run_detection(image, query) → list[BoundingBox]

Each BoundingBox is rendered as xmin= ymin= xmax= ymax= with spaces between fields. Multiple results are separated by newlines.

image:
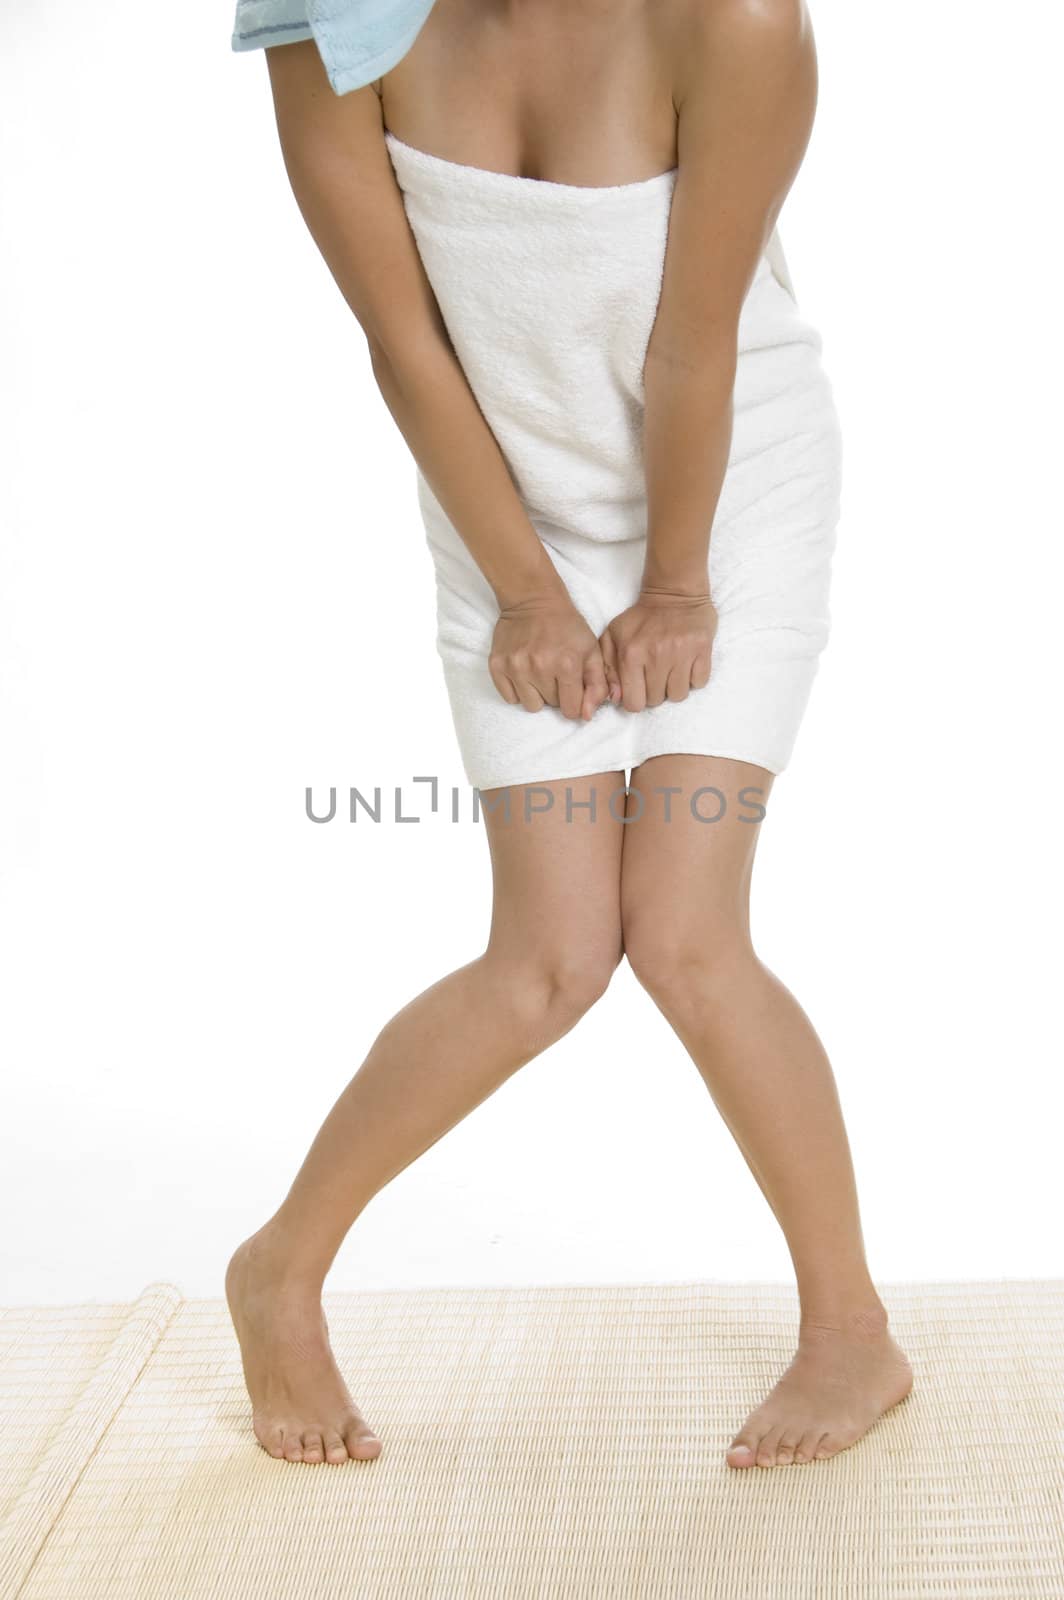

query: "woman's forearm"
xmin=641 ymin=346 xmax=738 ymax=595
xmin=272 ymin=98 xmax=569 ymax=617
xmin=370 ymin=339 xmax=569 ymax=612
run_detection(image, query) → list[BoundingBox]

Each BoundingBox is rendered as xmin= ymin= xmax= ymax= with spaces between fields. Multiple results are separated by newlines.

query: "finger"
xmin=490 ymin=661 xmax=520 ymax=705
xmin=513 ymin=675 xmax=548 ymax=713
xmin=665 ymin=661 xmax=692 ymax=703
xmin=690 ymin=650 xmax=712 ymax=690
xmin=599 ymin=629 xmax=623 ymax=705
xmin=558 ymin=668 xmax=585 ymax=721
xmin=619 ymin=652 xmax=648 ymax=713
xmin=530 ymin=671 xmax=560 ymax=709
xmin=644 ymin=650 xmax=671 ymax=709
xmin=580 ymin=651 xmax=609 ymax=720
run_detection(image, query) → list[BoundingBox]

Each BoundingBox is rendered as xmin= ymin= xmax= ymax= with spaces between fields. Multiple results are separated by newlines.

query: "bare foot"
xmin=225 ymin=1228 xmax=382 ymax=1464
xmin=726 ymin=1303 xmax=913 ymax=1468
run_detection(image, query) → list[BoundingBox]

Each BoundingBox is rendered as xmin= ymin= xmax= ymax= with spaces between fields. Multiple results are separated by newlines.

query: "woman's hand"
xmin=599 ymin=587 xmax=717 ymax=711
xmin=490 ymin=594 xmax=613 ymax=720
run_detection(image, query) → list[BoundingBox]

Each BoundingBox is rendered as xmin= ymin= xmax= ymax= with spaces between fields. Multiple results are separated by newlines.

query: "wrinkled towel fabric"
xmin=385 ymin=132 xmax=844 ymax=791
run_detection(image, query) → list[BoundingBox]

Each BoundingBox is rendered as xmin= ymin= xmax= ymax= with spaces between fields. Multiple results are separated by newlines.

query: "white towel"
xmin=385 ymin=132 xmax=843 ymax=789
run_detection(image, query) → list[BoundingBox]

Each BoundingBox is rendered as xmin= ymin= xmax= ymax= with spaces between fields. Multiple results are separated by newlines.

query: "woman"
xmin=226 ymin=0 xmax=914 ymax=1470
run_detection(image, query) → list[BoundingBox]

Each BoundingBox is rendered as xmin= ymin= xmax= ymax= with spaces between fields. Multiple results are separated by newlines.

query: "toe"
xmin=815 ymin=1431 xmax=854 ymax=1461
xmin=726 ymin=1432 xmax=759 ymax=1469
xmin=775 ymin=1433 xmax=801 ymax=1466
xmin=302 ymin=1431 xmax=325 ymax=1463
xmin=344 ymin=1421 xmax=382 ymax=1461
xmin=793 ymin=1428 xmax=824 ymax=1465
xmin=755 ymin=1426 xmax=786 ymax=1468
xmin=282 ymin=1431 xmax=304 ymax=1463
xmin=323 ymin=1431 xmax=348 ymax=1464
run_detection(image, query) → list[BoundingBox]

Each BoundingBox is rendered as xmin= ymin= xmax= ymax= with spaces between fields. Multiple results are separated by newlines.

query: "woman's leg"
xmin=226 ymin=770 xmax=626 ymax=1464
xmin=620 ymin=753 xmax=913 ymax=1469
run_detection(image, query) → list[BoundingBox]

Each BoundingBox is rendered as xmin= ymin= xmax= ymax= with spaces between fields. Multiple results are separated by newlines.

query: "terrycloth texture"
xmin=230 ymin=0 xmax=436 ymax=96
xmin=2 ymin=1279 xmax=1063 ymax=1598
xmin=385 ymin=131 xmax=843 ymax=790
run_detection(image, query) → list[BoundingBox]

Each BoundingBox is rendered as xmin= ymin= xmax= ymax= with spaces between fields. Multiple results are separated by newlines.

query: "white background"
xmin=3 ymin=0 xmax=1061 ymax=1306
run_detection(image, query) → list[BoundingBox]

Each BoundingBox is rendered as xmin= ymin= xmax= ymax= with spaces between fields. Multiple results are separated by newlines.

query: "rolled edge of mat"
xmin=0 ymin=1281 xmax=184 ymax=1600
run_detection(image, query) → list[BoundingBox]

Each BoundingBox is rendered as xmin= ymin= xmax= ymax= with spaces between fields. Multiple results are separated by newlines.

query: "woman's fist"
xmin=490 ymin=594 xmax=614 ymax=720
xmin=599 ymin=588 xmax=717 ymax=712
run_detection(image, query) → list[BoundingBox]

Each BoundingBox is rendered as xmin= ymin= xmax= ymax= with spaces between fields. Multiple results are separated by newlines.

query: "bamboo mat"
xmin=0 ymin=1279 xmax=1061 ymax=1599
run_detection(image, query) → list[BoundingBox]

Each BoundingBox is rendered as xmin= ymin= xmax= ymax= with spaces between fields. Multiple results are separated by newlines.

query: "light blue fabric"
xmin=231 ymin=0 xmax=437 ymax=96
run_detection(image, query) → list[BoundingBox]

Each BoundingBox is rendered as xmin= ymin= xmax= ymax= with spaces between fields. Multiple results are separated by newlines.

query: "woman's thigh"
xmin=619 ymin=754 xmax=776 ymax=984
xmin=479 ymin=769 xmax=628 ymax=982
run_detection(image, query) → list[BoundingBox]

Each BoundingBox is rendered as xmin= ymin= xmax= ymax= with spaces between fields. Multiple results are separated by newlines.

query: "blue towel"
xmin=231 ymin=0 xmax=436 ymax=96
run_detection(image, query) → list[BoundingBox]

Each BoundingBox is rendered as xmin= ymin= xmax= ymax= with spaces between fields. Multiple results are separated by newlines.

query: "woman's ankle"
xmin=795 ymin=1266 xmax=887 ymax=1334
xmin=243 ymin=1216 xmax=329 ymax=1295
xmin=798 ymin=1292 xmax=889 ymax=1338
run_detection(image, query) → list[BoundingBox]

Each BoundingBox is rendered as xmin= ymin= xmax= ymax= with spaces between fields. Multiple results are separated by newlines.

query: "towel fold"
xmin=230 ymin=0 xmax=436 ymax=96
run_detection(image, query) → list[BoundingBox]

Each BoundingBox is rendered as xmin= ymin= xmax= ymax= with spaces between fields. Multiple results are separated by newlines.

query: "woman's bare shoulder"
xmin=659 ymin=0 xmax=810 ymax=111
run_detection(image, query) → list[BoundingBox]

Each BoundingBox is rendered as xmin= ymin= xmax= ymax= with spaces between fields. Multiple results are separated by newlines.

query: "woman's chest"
xmin=374 ymin=0 xmax=687 ymax=187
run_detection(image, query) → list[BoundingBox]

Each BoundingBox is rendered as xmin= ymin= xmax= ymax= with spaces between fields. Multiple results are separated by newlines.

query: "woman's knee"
xmin=485 ymin=932 xmax=623 ymax=1033
xmin=622 ymin=904 xmax=752 ymax=1014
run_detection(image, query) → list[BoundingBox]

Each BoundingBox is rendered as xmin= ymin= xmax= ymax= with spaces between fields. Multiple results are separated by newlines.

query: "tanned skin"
xmin=227 ymin=0 xmax=913 ymax=1471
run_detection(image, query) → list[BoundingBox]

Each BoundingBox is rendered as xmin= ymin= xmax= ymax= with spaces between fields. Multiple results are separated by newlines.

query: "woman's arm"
xmin=599 ymin=0 xmax=818 ymax=712
xmin=264 ymin=43 xmax=609 ymax=718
